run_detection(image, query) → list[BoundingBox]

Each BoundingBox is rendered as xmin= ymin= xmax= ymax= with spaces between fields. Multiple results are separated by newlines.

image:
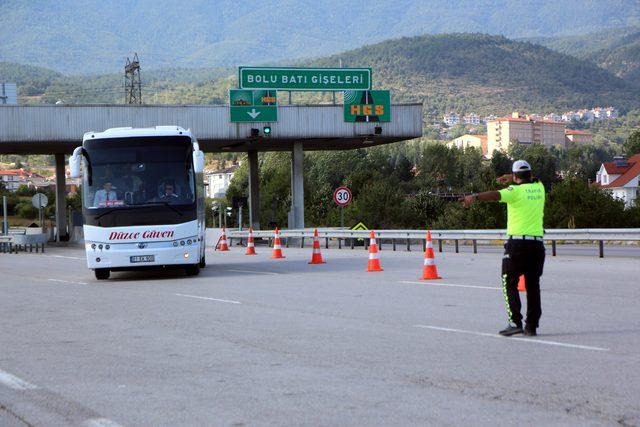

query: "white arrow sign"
xmin=247 ymin=108 xmax=261 ymax=119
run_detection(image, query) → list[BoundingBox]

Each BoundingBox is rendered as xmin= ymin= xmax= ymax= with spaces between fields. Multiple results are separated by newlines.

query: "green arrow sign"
xmin=344 ymin=90 xmax=391 ymax=122
xmin=229 ymin=89 xmax=278 ymax=122
xmin=239 ymin=67 xmax=372 ymax=91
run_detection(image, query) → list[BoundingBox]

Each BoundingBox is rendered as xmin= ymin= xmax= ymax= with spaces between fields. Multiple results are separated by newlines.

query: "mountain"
xmin=525 ymin=27 xmax=640 ymax=83
xmin=9 ymin=33 xmax=639 ymax=118
xmin=1 ymin=0 xmax=639 ymax=74
xmin=308 ymin=34 xmax=640 ymax=115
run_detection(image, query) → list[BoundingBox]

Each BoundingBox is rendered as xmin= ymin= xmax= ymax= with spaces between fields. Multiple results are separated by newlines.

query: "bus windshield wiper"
xmin=94 ymin=202 xmax=184 ymax=220
xmin=128 ymin=202 xmax=184 ymax=216
xmin=94 ymin=206 xmax=138 ymax=220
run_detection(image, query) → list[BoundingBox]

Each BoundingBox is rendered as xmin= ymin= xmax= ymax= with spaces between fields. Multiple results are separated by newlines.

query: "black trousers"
xmin=501 ymin=239 xmax=545 ymax=328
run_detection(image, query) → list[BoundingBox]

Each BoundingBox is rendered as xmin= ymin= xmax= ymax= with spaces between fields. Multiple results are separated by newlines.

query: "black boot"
xmin=499 ymin=323 xmax=523 ymax=336
xmin=523 ymin=325 xmax=537 ymax=336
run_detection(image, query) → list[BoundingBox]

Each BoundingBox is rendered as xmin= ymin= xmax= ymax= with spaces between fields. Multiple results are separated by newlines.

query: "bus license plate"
xmin=130 ymin=255 xmax=155 ymax=263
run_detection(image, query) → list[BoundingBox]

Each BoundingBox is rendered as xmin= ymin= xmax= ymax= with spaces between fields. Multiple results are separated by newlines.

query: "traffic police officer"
xmin=461 ymin=160 xmax=545 ymax=337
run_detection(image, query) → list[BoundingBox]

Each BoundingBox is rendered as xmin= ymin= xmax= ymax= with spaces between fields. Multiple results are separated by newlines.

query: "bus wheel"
xmin=185 ymin=264 xmax=200 ymax=276
xmin=199 ymin=253 xmax=206 ymax=268
xmin=95 ymin=268 xmax=110 ymax=280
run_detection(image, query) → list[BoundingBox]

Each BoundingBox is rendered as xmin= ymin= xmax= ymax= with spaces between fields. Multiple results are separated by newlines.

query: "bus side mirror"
xmin=193 ymin=150 xmax=205 ymax=173
xmin=69 ymin=147 xmax=82 ymax=178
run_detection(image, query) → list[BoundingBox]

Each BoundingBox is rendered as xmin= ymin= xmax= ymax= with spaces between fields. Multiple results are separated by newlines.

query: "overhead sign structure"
xmin=239 ymin=67 xmax=372 ymax=91
xmin=229 ymin=89 xmax=278 ymax=122
xmin=333 ymin=186 xmax=352 ymax=207
xmin=344 ymin=90 xmax=391 ymax=122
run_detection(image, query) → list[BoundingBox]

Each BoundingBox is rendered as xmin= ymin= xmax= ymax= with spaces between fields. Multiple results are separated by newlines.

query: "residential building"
xmin=0 ymin=169 xmax=43 ymax=191
xmin=483 ymin=114 xmax=497 ymax=123
xmin=565 ymin=129 xmax=594 ymax=145
xmin=206 ymin=165 xmax=238 ymax=199
xmin=605 ymin=107 xmax=618 ymax=119
xmin=463 ymin=113 xmax=480 ymax=126
xmin=486 ymin=112 xmax=566 ymax=157
xmin=560 ymin=107 xmax=618 ymax=123
xmin=562 ymin=111 xmax=579 ymax=122
xmin=592 ymin=107 xmax=607 ymax=120
xmin=543 ymin=113 xmax=562 ymax=122
xmin=442 ymin=112 xmax=460 ymax=127
xmin=447 ymin=134 xmax=488 ymax=155
xmin=595 ymin=155 xmax=640 ymax=208
xmin=577 ymin=109 xmax=595 ymax=122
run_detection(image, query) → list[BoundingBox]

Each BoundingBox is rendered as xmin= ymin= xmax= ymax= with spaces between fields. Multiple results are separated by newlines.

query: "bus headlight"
xmin=184 ymin=253 xmax=190 ymax=259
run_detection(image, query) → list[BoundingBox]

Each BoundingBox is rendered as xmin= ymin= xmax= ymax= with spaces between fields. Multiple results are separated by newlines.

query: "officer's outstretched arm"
xmin=460 ymin=191 xmax=500 ymax=208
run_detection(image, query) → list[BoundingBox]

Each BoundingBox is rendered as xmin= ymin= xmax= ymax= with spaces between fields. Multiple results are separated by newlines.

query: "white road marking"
xmin=175 ymin=293 xmax=241 ymax=304
xmin=0 ymin=369 xmax=39 ymax=390
xmin=223 ymin=269 xmax=281 ymax=275
xmin=400 ymin=281 xmax=499 ymax=290
xmin=41 ymin=254 xmax=85 ymax=260
xmin=414 ymin=325 xmax=609 ymax=352
xmin=83 ymin=418 xmax=124 ymax=427
xmin=48 ymin=278 xmax=88 ymax=285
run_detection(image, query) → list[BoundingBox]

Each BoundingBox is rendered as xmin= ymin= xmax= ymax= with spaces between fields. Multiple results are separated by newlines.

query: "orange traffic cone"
xmin=217 ymin=227 xmax=229 ymax=251
xmin=518 ymin=275 xmax=526 ymax=292
xmin=271 ymin=227 xmax=285 ymax=259
xmin=367 ymin=230 xmax=383 ymax=272
xmin=421 ymin=230 xmax=442 ymax=280
xmin=245 ymin=227 xmax=256 ymax=255
xmin=309 ymin=228 xmax=326 ymax=264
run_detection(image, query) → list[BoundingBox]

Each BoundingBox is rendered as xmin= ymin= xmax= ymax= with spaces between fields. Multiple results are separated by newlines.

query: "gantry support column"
xmin=54 ymin=153 xmax=69 ymax=241
xmin=288 ymin=142 xmax=305 ymax=229
xmin=247 ymin=150 xmax=261 ymax=230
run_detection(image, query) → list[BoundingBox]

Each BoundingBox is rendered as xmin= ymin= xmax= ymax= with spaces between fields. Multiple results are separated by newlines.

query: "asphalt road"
xmin=1 ymin=245 xmax=639 ymax=426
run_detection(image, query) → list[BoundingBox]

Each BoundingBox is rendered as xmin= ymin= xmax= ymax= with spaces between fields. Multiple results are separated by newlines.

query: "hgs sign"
xmin=344 ymin=90 xmax=391 ymax=122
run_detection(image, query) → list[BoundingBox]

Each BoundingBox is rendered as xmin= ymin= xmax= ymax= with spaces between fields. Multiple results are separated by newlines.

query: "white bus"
xmin=69 ymin=126 xmax=206 ymax=280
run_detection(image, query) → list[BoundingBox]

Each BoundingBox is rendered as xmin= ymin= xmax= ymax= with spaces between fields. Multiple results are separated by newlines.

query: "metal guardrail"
xmin=0 ymin=233 xmax=47 ymax=254
xmin=228 ymin=228 xmax=640 ymax=258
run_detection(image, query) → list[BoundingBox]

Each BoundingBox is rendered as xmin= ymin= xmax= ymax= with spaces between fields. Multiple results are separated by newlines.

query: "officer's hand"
xmin=460 ymin=195 xmax=474 ymax=209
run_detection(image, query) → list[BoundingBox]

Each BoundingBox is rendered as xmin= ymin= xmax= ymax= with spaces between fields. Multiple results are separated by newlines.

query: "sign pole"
xmin=2 ymin=195 xmax=7 ymax=235
xmin=238 ymin=204 xmax=243 ymax=231
xmin=333 ymin=186 xmax=352 ymax=229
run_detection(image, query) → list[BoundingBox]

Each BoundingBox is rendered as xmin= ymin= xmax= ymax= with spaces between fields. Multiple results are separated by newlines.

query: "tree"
xmin=490 ymin=150 xmax=512 ymax=177
xmin=509 ymin=143 xmax=558 ymax=188
xmin=545 ymin=179 xmax=631 ymax=228
xmin=623 ymin=130 xmax=640 ymax=156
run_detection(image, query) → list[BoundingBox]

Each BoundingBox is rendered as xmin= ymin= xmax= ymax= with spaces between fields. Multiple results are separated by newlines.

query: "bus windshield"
xmin=83 ymin=137 xmax=195 ymax=210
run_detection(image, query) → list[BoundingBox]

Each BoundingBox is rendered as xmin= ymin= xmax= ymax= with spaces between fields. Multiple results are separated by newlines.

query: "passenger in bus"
xmin=93 ymin=182 xmax=117 ymax=207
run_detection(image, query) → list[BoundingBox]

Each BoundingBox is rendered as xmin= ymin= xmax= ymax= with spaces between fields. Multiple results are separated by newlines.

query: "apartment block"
xmin=486 ymin=112 xmax=566 ymax=157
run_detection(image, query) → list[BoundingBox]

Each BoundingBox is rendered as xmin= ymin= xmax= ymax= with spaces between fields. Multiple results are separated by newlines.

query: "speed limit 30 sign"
xmin=333 ymin=186 xmax=352 ymax=206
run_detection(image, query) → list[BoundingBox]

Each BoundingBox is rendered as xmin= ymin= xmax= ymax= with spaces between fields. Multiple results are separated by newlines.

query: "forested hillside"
xmin=5 ymin=34 xmax=639 ymax=117
xmin=526 ymin=27 xmax=640 ymax=84
xmin=309 ymin=34 xmax=640 ymax=115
